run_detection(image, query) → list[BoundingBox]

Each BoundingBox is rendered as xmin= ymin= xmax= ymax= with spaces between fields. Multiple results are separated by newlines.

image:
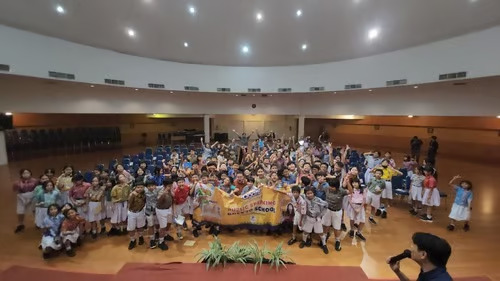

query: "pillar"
xmin=203 ymin=114 xmax=210 ymax=143
xmin=298 ymin=115 xmax=305 ymax=139
xmin=0 ymin=131 xmax=7 ymax=165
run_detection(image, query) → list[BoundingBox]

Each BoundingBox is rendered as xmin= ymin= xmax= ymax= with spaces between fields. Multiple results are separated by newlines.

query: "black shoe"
xmin=381 ymin=211 xmax=387 ymax=219
xmin=38 ymin=245 xmax=42 ymax=250
xmin=266 ymin=230 xmax=272 ymax=236
xmin=447 ymin=224 xmax=455 ymax=231
xmin=66 ymin=248 xmax=76 ymax=257
xmin=107 ymin=228 xmax=118 ymax=236
xmin=138 ymin=236 xmax=145 ymax=245
xmin=42 ymin=252 xmax=51 ymax=260
xmin=464 ymin=224 xmax=470 ymax=232
xmin=420 ymin=216 xmax=433 ymax=223
xmin=213 ymin=229 xmax=220 ymax=236
xmin=149 ymin=239 xmax=157 ymax=249
xmin=356 ymin=232 xmax=366 ymax=241
xmin=305 ymin=237 xmax=312 ymax=247
xmin=208 ymin=226 xmax=215 ymax=235
xmin=183 ymin=222 xmax=188 ymax=230
xmin=321 ymin=244 xmax=329 ymax=254
xmin=165 ymin=234 xmax=174 ymax=241
xmin=91 ymin=232 xmax=97 ymax=239
xmin=299 ymin=241 xmax=306 ymax=249
xmin=76 ymin=237 xmax=82 ymax=247
xmin=121 ymin=229 xmax=128 ymax=235
xmin=349 ymin=230 xmax=355 ymax=238
xmin=369 ymin=217 xmax=377 ymax=225
xmin=154 ymin=232 xmax=159 ymax=240
xmin=128 ymin=240 xmax=137 ymax=250
xmin=193 ymin=229 xmax=199 ymax=238
xmin=375 ymin=209 xmax=382 ymax=216
xmin=14 ymin=225 xmax=25 ymax=234
xmin=158 ymin=241 xmax=168 ymax=251
xmin=409 ymin=209 xmax=418 ymax=216
xmin=353 ymin=223 xmax=359 ymax=229
xmin=335 ymin=240 xmax=342 ymax=251
xmin=287 ymin=238 xmax=297 ymax=245
xmin=100 ymin=226 xmax=107 ymax=235
xmin=341 ymin=223 xmax=347 ymax=232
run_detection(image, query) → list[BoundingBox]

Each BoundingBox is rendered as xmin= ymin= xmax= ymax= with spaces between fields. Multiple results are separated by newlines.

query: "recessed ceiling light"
xmin=56 ymin=5 xmax=65 ymax=14
xmin=90 ymin=85 xmax=95 ymax=88
xmin=369 ymin=89 xmax=373 ymax=92
xmin=252 ymin=94 xmax=256 ymax=97
xmin=414 ymin=85 xmax=419 ymax=89
xmin=368 ymin=28 xmax=379 ymax=40
xmin=184 ymin=42 xmax=189 ymax=47
xmin=170 ymin=91 xmax=174 ymax=94
xmin=5 ymin=112 xmax=12 ymax=116
xmin=188 ymin=6 xmax=196 ymax=14
xmin=301 ymin=44 xmax=308 ymax=51
xmin=497 ymin=115 xmax=500 ymax=119
xmin=269 ymin=94 xmax=273 ymax=97
xmin=126 ymin=28 xmax=136 ymax=37
xmin=135 ymin=88 xmax=139 ymax=91
xmin=256 ymin=12 xmax=263 ymax=22
xmin=333 ymin=92 xmax=337 ymax=94
xmin=241 ymin=45 xmax=250 ymax=54
xmin=408 ymin=115 xmax=414 ymax=118
xmin=235 ymin=94 xmax=239 ymax=97
xmin=296 ymin=10 xmax=302 ymax=17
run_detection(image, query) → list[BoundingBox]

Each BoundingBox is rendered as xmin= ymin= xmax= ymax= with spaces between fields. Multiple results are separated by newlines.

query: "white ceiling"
xmin=0 ymin=0 xmax=500 ymax=66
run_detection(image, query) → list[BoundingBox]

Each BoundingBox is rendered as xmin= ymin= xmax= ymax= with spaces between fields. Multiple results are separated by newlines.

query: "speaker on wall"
xmin=0 ymin=114 xmax=13 ymax=130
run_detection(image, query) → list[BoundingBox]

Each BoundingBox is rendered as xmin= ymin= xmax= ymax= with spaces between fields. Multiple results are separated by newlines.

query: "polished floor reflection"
xmin=0 ymin=147 xmax=498 ymax=280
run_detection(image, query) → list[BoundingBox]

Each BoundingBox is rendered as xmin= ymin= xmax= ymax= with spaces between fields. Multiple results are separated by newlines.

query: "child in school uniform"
xmin=109 ymin=174 xmax=130 ymax=235
xmin=173 ymin=177 xmax=191 ymax=240
xmin=85 ymin=176 xmax=105 ymax=239
xmin=299 ymin=187 xmax=328 ymax=254
xmin=373 ymin=159 xmax=403 ymax=219
xmin=347 ymin=178 xmax=366 ymax=241
xmin=101 ymin=174 xmax=114 ymax=234
xmin=34 ymin=181 xmax=60 ymax=229
xmin=127 ymin=179 xmax=146 ymax=250
xmin=60 ymin=206 xmax=85 ymax=257
xmin=323 ymin=178 xmax=350 ymax=252
xmin=365 ymin=169 xmax=386 ymax=225
xmin=420 ymin=167 xmax=440 ymax=223
xmin=69 ymin=174 xmax=90 ymax=223
xmin=156 ymin=178 xmax=174 ymax=250
xmin=13 ymin=169 xmax=39 ymax=233
xmin=33 ymin=174 xmax=50 ymax=225
xmin=409 ymin=166 xmax=425 ymax=216
xmin=286 ymin=185 xmax=307 ymax=245
xmin=447 ymin=175 xmax=473 ymax=231
xmin=145 ymin=179 xmax=162 ymax=249
xmin=40 ymin=204 xmax=64 ymax=259
xmin=56 ymin=165 xmax=75 ymax=206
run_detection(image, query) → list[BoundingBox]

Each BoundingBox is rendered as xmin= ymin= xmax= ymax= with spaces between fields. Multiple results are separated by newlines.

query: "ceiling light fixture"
xmin=408 ymin=115 xmax=414 ymax=118
xmin=188 ymin=6 xmax=196 ymax=14
xmin=135 ymin=88 xmax=139 ymax=91
xmin=170 ymin=91 xmax=174 ymax=94
xmin=126 ymin=28 xmax=136 ymax=37
xmin=368 ymin=28 xmax=379 ymax=40
xmin=235 ymin=94 xmax=239 ymax=97
xmin=184 ymin=42 xmax=189 ymax=47
xmin=369 ymin=89 xmax=373 ymax=92
xmin=56 ymin=5 xmax=65 ymax=14
xmin=414 ymin=85 xmax=419 ymax=89
xmin=90 ymin=85 xmax=95 ymax=88
xmin=5 ymin=112 xmax=12 ymax=116
xmin=301 ymin=44 xmax=308 ymax=51
xmin=497 ymin=115 xmax=500 ymax=119
xmin=256 ymin=12 xmax=263 ymax=22
xmin=296 ymin=10 xmax=302 ymax=17
xmin=242 ymin=45 xmax=250 ymax=54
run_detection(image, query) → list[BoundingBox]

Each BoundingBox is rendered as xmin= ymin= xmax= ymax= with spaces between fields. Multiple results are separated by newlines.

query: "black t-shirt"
xmin=417 ymin=267 xmax=452 ymax=281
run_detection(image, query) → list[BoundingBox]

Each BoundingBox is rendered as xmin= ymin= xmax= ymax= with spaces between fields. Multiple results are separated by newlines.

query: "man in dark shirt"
xmin=387 ymin=232 xmax=452 ymax=281
xmin=410 ymin=136 xmax=423 ymax=163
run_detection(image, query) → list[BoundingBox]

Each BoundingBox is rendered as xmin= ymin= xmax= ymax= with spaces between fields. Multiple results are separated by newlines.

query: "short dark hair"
xmin=146 ymin=179 xmax=156 ymax=186
xmin=335 ymin=162 xmax=344 ymax=168
xmin=412 ymin=232 xmax=451 ymax=268
xmin=374 ymin=169 xmax=383 ymax=174
xmin=460 ymin=180 xmax=473 ymax=190
xmin=162 ymin=178 xmax=173 ymax=186
xmin=246 ymin=176 xmax=255 ymax=183
xmin=291 ymin=185 xmax=301 ymax=193
xmin=301 ymin=176 xmax=311 ymax=186
xmin=328 ymin=178 xmax=340 ymax=188
xmin=72 ymin=173 xmax=84 ymax=182
xmin=311 ymin=164 xmax=320 ymax=171
xmin=304 ymin=186 xmax=315 ymax=195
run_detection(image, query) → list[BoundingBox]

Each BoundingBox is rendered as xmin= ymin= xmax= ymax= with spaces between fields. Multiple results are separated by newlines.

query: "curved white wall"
xmin=1 ymin=24 xmax=500 ymax=93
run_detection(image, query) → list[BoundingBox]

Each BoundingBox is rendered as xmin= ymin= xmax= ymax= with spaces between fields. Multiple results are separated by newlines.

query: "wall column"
xmin=0 ymin=131 xmax=7 ymax=165
xmin=298 ymin=115 xmax=305 ymax=139
xmin=204 ymin=114 xmax=210 ymax=143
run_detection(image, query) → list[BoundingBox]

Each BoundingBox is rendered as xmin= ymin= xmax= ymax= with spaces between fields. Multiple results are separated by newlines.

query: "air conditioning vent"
xmin=241 ymin=94 xmax=247 ymax=97
xmin=148 ymin=83 xmax=165 ymax=89
xmin=217 ymin=88 xmax=231 ymax=92
xmin=49 ymin=71 xmax=75 ymax=80
xmin=104 ymin=78 xmax=125 ymax=85
xmin=344 ymin=84 xmax=362 ymax=90
xmin=248 ymin=88 xmax=261 ymax=93
xmin=0 ymin=64 xmax=10 ymax=72
xmin=278 ymin=88 xmax=292 ymax=93
xmin=184 ymin=86 xmax=199 ymax=91
xmin=439 ymin=71 xmax=467 ymax=81
xmin=386 ymin=79 xmax=407 ymax=86
xmin=309 ymin=86 xmax=325 ymax=92
xmin=261 ymin=94 xmax=268 ymax=97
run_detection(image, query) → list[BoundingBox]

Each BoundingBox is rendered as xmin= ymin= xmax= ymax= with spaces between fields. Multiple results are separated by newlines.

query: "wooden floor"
xmin=0 ymin=147 xmax=499 ymax=280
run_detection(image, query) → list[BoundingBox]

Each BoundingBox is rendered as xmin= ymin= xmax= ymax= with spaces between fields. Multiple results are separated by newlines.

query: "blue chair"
xmin=156 ymin=160 xmax=163 ymax=167
xmin=145 ymin=147 xmax=153 ymax=156
xmin=393 ymin=175 xmax=409 ymax=203
xmin=145 ymin=154 xmax=153 ymax=160
xmin=122 ymin=158 xmax=131 ymax=167
xmin=109 ymin=159 xmax=118 ymax=171
xmin=148 ymin=165 xmax=156 ymax=175
xmin=165 ymin=146 xmax=171 ymax=154
xmin=83 ymin=171 xmax=94 ymax=183
xmin=156 ymin=154 xmax=164 ymax=161
xmin=132 ymin=154 xmax=139 ymax=163
xmin=145 ymin=159 xmax=152 ymax=166
xmin=96 ymin=163 xmax=104 ymax=171
xmin=132 ymin=163 xmax=139 ymax=172
xmin=399 ymin=168 xmax=408 ymax=178
xmin=181 ymin=148 xmax=188 ymax=155
xmin=123 ymin=154 xmax=131 ymax=159
xmin=138 ymin=152 xmax=145 ymax=160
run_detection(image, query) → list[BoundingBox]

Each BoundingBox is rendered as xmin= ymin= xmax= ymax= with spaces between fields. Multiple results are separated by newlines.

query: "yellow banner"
xmin=193 ymin=187 xmax=291 ymax=228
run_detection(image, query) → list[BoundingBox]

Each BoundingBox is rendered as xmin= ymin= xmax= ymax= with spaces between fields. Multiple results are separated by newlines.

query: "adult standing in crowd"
xmin=410 ymin=136 xmax=423 ymax=163
xmin=427 ymin=136 xmax=439 ymax=164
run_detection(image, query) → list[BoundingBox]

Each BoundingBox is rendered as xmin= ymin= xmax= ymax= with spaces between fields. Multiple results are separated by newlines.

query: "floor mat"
xmin=0 ymin=265 xmax=113 ymax=281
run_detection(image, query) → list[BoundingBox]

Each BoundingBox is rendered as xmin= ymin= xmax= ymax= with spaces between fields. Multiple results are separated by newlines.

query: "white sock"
xmin=302 ymin=233 xmax=309 ymax=242
xmin=320 ymin=234 xmax=326 ymax=245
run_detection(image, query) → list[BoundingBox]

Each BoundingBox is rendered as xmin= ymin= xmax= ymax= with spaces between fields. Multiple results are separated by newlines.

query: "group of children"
xmin=12 ymin=133 xmax=474 ymax=259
